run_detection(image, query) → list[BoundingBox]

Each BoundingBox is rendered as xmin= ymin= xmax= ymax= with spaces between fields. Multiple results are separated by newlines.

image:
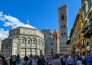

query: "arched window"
xmin=27 ymin=38 xmax=31 ymax=44
xmin=33 ymin=39 xmax=36 ymax=44
xmin=27 ymin=38 xmax=32 ymax=46
xmin=21 ymin=38 xmax=25 ymax=46
xmin=61 ymin=15 xmax=64 ymax=20
xmin=32 ymin=39 xmax=37 ymax=47
xmin=28 ymin=40 xmax=30 ymax=44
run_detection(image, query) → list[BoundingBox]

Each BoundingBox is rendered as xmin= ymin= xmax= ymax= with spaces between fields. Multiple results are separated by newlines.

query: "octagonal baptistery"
xmin=2 ymin=22 xmax=44 ymax=57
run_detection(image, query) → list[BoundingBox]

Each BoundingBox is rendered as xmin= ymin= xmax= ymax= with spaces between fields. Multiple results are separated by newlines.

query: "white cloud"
xmin=0 ymin=28 xmax=8 ymax=40
xmin=4 ymin=15 xmax=24 ymax=28
xmin=0 ymin=11 xmax=3 ymax=16
xmin=0 ymin=11 xmax=24 ymax=40
xmin=0 ymin=11 xmax=5 ymax=21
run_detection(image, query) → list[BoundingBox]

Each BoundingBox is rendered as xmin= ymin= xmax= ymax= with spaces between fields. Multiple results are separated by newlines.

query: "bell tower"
xmin=58 ymin=4 xmax=69 ymax=54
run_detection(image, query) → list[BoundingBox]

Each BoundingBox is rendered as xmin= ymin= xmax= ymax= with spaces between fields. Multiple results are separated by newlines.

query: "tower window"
xmin=51 ymin=43 xmax=53 ymax=45
xmin=61 ymin=15 xmax=64 ymax=20
xmin=64 ymin=25 xmax=65 ymax=28
xmin=64 ymin=32 xmax=66 ymax=35
xmin=62 ymin=33 xmax=63 ymax=35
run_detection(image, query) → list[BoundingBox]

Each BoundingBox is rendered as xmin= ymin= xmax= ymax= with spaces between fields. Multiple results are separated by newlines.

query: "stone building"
xmin=81 ymin=0 xmax=92 ymax=55
xmin=58 ymin=4 xmax=69 ymax=54
xmin=69 ymin=0 xmax=92 ymax=56
xmin=41 ymin=29 xmax=60 ymax=54
xmin=2 ymin=21 xmax=44 ymax=57
xmin=69 ymin=9 xmax=84 ymax=55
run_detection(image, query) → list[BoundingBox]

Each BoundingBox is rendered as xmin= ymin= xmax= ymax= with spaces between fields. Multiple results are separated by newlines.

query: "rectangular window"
xmin=26 ymin=49 xmax=30 ymax=51
xmin=21 ymin=52 xmax=25 ymax=55
xmin=21 ymin=44 xmax=25 ymax=46
xmin=61 ymin=15 xmax=64 ymax=20
xmin=32 ymin=52 xmax=35 ymax=55
xmin=21 ymin=49 xmax=25 ymax=51
xmin=32 ymin=49 xmax=36 ymax=52
xmin=32 ymin=44 xmax=36 ymax=47
xmin=27 ymin=52 xmax=30 ymax=55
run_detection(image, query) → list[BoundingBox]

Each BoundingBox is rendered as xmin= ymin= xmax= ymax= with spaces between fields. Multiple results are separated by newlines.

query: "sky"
xmin=0 ymin=0 xmax=81 ymax=40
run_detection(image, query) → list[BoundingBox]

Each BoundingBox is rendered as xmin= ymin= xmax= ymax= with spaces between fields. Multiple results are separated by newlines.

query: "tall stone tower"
xmin=58 ymin=4 xmax=69 ymax=54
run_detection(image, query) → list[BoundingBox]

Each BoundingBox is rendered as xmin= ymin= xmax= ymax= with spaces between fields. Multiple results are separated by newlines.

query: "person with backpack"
xmin=39 ymin=55 xmax=46 ymax=65
xmin=16 ymin=54 xmax=20 ymax=64
xmin=29 ymin=54 xmax=32 ymax=65
xmin=22 ymin=56 xmax=30 ymax=65
xmin=46 ymin=57 xmax=49 ymax=65
xmin=60 ymin=56 xmax=64 ymax=65
xmin=37 ymin=56 xmax=40 ymax=65
xmin=81 ymin=54 xmax=86 ymax=65
xmin=76 ymin=57 xmax=82 ymax=65
xmin=48 ymin=57 xmax=52 ymax=65
xmin=12 ymin=55 xmax=17 ymax=65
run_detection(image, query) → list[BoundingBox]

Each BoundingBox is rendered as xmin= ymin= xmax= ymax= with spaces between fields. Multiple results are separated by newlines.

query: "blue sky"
xmin=0 ymin=0 xmax=81 ymax=40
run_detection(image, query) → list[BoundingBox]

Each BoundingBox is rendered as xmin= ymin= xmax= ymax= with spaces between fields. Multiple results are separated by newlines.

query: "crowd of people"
xmin=0 ymin=54 xmax=20 ymax=65
xmin=0 ymin=53 xmax=92 ymax=65
xmin=33 ymin=53 xmax=91 ymax=65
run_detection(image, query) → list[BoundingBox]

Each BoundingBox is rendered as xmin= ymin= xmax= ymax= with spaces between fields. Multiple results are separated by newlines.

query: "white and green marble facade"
xmin=2 ymin=24 xmax=44 ymax=57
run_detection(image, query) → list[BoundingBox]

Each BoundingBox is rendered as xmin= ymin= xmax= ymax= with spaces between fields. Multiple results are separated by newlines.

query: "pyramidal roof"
xmin=19 ymin=20 xmax=36 ymax=29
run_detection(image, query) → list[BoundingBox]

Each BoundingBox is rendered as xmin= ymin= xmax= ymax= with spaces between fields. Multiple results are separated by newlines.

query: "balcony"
xmin=84 ymin=25 xmax=92 ymax=38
